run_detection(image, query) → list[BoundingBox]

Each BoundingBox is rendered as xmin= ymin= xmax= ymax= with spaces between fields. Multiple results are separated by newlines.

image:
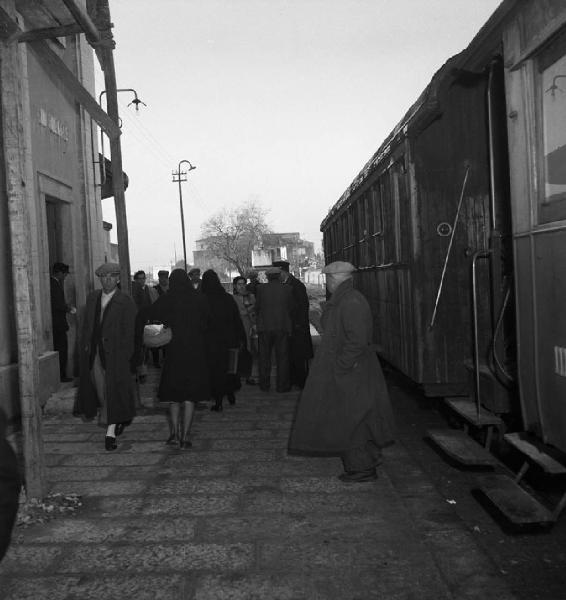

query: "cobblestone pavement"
xmin=0 ymin=367 xmax=519 ymax=600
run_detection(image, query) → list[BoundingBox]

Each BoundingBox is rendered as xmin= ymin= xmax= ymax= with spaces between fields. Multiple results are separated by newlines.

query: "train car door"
xmin=506 ymin=20 xmax=566 ymax=451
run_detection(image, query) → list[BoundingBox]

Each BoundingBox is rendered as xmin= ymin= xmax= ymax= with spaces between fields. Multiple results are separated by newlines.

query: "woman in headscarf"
xmin=232 ymin=275 xmax=257 ymax=385
xmin=148 ymin=269 xmax=210 ymax=447
xmin=201 ymin=270 xmax=246 ymax=411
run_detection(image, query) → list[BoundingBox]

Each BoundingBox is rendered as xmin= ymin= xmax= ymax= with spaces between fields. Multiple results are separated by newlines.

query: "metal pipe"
xmin=472 ymin=250 xmax=491 ymax=422
xmin=487 ymin=60 xmax=497 ymax=231
xmin=429 ymin=164 xmax=470 ymax=329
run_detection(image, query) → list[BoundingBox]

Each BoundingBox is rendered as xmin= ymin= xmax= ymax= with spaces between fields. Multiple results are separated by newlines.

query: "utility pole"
xmin=172 ymin=160 xmax=196 ymax=272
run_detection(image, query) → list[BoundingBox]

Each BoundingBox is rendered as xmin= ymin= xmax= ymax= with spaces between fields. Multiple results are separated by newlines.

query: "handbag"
xmin=143 ymin=323 xmax=172 ymax=348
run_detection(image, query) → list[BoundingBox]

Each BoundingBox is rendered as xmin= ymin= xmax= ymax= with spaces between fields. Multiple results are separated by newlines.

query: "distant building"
xmin=194 ymin=232 xmax=316 ymax=280
xmin=252 ymin=232 xmax=315 ymax=275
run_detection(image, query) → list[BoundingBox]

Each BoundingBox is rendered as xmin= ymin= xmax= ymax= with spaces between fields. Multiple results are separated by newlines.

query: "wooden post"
xmin=99 ymin=46 xmax=131 ymax=292
xmin=0 ymin=3 xmax=45 ymax=498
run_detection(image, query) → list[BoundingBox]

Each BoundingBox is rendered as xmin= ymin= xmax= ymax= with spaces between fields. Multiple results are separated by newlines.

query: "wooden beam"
xmin=27 ymin=39 xmax=121 ymax=140
xmin=17 ymin=23 xmax=83 ymax=43
xmin=99 ymin=44 xmax=132 ymax=291
xmin=61 ymin=0 xmax=101 ymax=43
xmin=0 ymin=9 xmax=46 ymax=499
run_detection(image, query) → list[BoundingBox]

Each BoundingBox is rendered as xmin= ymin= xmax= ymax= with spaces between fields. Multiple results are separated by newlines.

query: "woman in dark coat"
xmin=148 ymin=269 xmax=210 ymax=447
xmin=201 ymin=270 xmax=246 ymax=411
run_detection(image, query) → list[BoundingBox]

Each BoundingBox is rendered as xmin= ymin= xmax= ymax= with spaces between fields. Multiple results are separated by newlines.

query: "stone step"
xmin=427 ymin=428 xmax=498 ymax=467
xmin=477 ymin=473 xmax=554 ymax=526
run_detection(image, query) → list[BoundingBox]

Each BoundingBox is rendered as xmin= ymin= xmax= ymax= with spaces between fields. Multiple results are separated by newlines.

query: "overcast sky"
xmin=97 ymin=0 xmax=502 ymax=272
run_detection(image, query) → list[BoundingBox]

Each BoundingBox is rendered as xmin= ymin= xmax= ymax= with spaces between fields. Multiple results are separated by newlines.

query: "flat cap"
xmin=53 ymin=262 xmax=69 ymax=274
xmin=272 ymin=260 xmax=290 ymax=271
xmin=157 ymin=270 xmax=169 ymax=277
xmin=95 ymin=262 xmax=121 ymax=276
xmin=322 ymin=261 xmax=356 ymax=275
xmin=265 ymin=266 xmax=281 ymax=275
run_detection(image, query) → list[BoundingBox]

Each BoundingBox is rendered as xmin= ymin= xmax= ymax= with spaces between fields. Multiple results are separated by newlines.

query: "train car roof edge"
xmin=319 ymin=0 xmax=519 ymax=233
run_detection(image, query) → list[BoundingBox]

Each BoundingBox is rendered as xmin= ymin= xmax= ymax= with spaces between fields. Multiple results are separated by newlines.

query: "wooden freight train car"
xmin=323 ymin=0 xmax=566 ymax=525
xmin=322 ymin=26 xmax=514 ymax=409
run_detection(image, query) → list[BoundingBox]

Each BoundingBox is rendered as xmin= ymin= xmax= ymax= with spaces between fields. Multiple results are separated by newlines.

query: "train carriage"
xmin=322 ymin=0 xmax=566 ymax=454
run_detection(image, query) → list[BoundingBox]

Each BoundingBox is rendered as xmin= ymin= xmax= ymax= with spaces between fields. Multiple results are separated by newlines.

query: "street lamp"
xmin=172 ymin=159 xmax=196 ymax=271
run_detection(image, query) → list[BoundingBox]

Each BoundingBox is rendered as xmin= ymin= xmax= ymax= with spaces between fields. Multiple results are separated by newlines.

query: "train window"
xmin=538 ymin=32 xmax=566 ymax=223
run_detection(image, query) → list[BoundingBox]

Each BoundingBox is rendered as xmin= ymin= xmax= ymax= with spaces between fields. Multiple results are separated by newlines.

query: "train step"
xmin=444 ymin=397 xmax=503 ymax=448
xmin=427 ymin=428 xmax=498 ymax=467
xmin=477 ymin=473 xmax=554 ymax=526
xmin=504 ymin=432 xmax=566 ymax=476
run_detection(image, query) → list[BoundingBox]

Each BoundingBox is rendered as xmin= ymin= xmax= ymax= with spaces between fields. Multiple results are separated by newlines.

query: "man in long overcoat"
xmin=288 ymin=261 xmax=395 ymax=482
xmin=75 ymin=263 xmax=137 ymax=451
xmin=255 ymin=266 xmax=294 ymax=392
xmin=272 ymin=260 xmax=313 ymax=389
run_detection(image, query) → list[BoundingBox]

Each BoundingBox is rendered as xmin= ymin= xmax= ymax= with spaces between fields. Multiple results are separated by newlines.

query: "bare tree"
xmin=200 ymin=200 xmax=271 ymax=275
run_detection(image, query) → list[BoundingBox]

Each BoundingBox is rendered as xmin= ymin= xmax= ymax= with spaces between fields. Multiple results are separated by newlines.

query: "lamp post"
xmin=172 ymin=160 xmax=196 ymax=271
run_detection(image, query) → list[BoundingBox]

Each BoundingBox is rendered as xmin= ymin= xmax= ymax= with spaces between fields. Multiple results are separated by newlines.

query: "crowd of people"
xmin=45 ymin=257 xmax=394 ymax=486
xmin=72 ymin=260 xmax=315 ymax=451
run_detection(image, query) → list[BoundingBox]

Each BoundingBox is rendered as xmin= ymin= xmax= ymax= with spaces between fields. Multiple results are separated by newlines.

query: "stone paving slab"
xmin=1 ymin=575 xmax=187 ymax=600
xmin=0 ymin=372 xmax=518 ymax=600
xmin=56 ymin=542 xmax=254 ymax=573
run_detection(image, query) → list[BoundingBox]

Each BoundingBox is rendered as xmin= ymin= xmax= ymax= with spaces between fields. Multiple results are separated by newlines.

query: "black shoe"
xmin=105 ymin=436 xmax=117 ymax=451
xmin=259 ymin=386 xmax=270 ymax=392
xmin=227 ymin=393 xmax=236 ymax=405
xmin=210 ymin=402 xmax=223 ymax=412
xmin=60 ymin=377 xmax=73 ymax=383
xmin=115 ymin=423 xmax=125 ymax=437
xmin=338 ymin=470 xmax=377 ymax=483
xmin=245 ymin=378 xmax=257 ymax=385
xmin=180 ymin=439 xmax=193 ymax=449
xmin=138 ymin=375 xmax=146 ymax=384
xmin=165 ymin=434 xmax=179 ymax=445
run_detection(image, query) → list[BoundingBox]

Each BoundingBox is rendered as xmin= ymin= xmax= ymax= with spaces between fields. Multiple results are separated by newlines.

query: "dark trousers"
xmin=258 ymin=330 xmax=290 ymax=392
xmin=53 ymin=329 xmax=68 ymax=379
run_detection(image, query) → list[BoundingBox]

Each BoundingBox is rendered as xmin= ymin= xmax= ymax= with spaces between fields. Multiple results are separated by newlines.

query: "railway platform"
xmin=0 ymin=365 xmax=562 ymax=599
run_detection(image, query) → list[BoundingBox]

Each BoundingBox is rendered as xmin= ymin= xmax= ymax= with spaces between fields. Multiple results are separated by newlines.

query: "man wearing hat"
xmin=272 ymin=260 xmax=313 ymax=389
xmin=50 ymin=262 xmax=74 ymax=382
xmin=289 ymin=261 xmax=395 ymax=482
xmin=255 ymin=265 xmax=294 ymax=392
xmin=75 ymin=263 xmax=137 ymax=450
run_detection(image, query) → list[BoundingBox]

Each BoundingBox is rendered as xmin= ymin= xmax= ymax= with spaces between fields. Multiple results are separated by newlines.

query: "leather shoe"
xmin=115 ymin=423 xmax=125 ymax=437
xmin=60 ymin=377 xmax=73 ymax=383
xmin=165 ymin=434 xmax=178 ymax=445
xmin=338 ymin=470 xmax=377 ymax=483
xmin=105 ymin=436 xmax=117 ymax=451
xmin=227 ymin=393 xmax=236 ymax=405
xmin=245 ymin=378 xmax=257 ymax=385
xmin=180 ymin=439 xmax=192 ymax=449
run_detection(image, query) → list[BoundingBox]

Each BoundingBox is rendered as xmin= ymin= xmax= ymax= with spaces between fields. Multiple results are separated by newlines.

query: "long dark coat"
xmin=75 ymin=289 xmax=137 ymax=425
xmin=203 ymin=287 xmax=246 ymax=398
xmin=50 ymin=276 xmax=68 ymax=333
xmin=287 ymin=274 xmax=313 ymax=359
xmin=288 ymin=278 xmax=395 ymax=454
xmin=148 ymin=279 xmax=210 ymax=403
